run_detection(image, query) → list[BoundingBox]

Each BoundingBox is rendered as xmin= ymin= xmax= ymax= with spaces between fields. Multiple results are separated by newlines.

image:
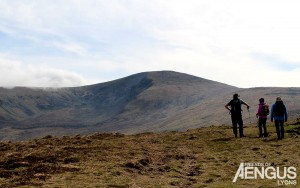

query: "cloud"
xmin=0 ymin=0 xmax=300 ymax=88
xmin=0 ymin=54 xmax=86 ymax=87
xmin=251 ymin=53 xmax=300 ymax=71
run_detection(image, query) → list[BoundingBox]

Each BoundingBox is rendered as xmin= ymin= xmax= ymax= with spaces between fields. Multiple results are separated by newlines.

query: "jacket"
xmin=270 ymin=102 xmax=288 ymax=121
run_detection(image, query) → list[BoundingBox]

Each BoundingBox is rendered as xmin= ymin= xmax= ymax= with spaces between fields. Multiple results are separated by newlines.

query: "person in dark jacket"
xmin=270 ymin=97 xmax=288 ymax=140
xmin=225 ymin=94 xmax=250 ymax=138
xmin=256 ymin=98 xmax=268 ymax=137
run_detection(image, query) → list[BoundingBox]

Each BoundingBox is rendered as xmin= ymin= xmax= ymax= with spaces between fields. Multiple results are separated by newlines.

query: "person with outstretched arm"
xmin=225 ymin=94 xmax=250 ymax=138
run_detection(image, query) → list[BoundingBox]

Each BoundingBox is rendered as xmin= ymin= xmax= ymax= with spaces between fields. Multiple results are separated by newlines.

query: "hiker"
xmin=271 ymin=97 xmax=288 ymax=140
xmin=256 ymin=98 xmax=269 ymax=137
xmin=225 ymin=94 xmax=250 ymax=138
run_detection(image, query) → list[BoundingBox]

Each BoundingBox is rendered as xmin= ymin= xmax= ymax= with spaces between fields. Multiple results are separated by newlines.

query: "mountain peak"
xmin=132 ymin=71 xmax=208 ymax=82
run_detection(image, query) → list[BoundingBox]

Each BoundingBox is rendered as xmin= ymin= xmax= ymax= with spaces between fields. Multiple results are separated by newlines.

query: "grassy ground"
xmin=0 ymin=120 xmax=299 ymax=188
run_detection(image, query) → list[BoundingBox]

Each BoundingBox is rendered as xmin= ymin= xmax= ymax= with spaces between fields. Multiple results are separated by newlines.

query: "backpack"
xmin=273 ymin=102 xmax=286 ymax=116
xmin=262 ymin=104 xmax=269 ymax=116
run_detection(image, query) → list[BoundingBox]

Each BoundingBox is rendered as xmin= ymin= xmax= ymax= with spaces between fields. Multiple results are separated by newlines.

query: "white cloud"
xmin=0 ymin=54 xmax=86 ymax=87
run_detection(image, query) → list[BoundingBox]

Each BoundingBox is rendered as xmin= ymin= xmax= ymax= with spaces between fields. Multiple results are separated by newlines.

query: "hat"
xmin=233 ymin=93 xmax=239 ymax=99
xmin=276 ymin=96 xmax=282 ymax=101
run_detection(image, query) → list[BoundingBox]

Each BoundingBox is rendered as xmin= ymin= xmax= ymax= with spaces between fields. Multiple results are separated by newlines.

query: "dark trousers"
xmin=231 ymin=115 xmax=244 ymax=137
xmin=275 ymin=120 xmax=285 ymax=139
xmin=258 ymin=118 xmax=268 ymax=137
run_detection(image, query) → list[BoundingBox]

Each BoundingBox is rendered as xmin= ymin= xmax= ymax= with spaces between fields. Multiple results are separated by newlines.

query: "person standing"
xmin=271 ymin=97 xmax=288 ymax=140
xmin=256 ymin=98 xmax=269 ymax=137
xmin=225 ymin=94 xmax=250 ymax=138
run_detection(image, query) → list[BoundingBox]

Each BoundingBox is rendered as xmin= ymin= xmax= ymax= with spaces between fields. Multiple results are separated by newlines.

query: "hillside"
xmin=0 ymin=71 xmax=300 ymax=141
xmin=0 ymin=71 xmax=238 ymax=141
xmin=153 ymin=87 xmax=300 ymax=132
xmin=0 ymin=120 xmax=299 ymax=187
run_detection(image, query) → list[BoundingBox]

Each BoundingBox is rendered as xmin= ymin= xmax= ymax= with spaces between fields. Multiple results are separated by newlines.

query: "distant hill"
xmin=0 ymin=71 xmax=300 ymax=140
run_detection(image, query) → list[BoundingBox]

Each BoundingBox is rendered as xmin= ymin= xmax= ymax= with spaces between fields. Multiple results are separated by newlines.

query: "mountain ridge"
xmin=0 ymin=71 xmax=299 ymax=141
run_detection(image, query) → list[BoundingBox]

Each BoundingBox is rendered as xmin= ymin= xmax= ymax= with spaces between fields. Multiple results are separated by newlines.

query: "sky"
xmin=0 ymin=0 xmax=300 ymax=88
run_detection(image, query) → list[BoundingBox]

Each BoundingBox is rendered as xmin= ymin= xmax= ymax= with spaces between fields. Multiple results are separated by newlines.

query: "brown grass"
xmin=0 ymin=120 xmax=299 ymax=188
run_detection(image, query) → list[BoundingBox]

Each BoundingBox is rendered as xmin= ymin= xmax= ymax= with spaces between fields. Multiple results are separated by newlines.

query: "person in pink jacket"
xmin=256 ymin=98 xmax=269 ymax=137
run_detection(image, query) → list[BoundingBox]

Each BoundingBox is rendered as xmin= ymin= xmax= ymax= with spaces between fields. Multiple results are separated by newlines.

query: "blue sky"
xmin=0 ymin=0 xmax=300 ymax=87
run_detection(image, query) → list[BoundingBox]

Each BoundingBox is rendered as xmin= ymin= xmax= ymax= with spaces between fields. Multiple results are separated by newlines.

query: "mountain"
xmin=0 ymin=71 xmax=300 ymax=140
